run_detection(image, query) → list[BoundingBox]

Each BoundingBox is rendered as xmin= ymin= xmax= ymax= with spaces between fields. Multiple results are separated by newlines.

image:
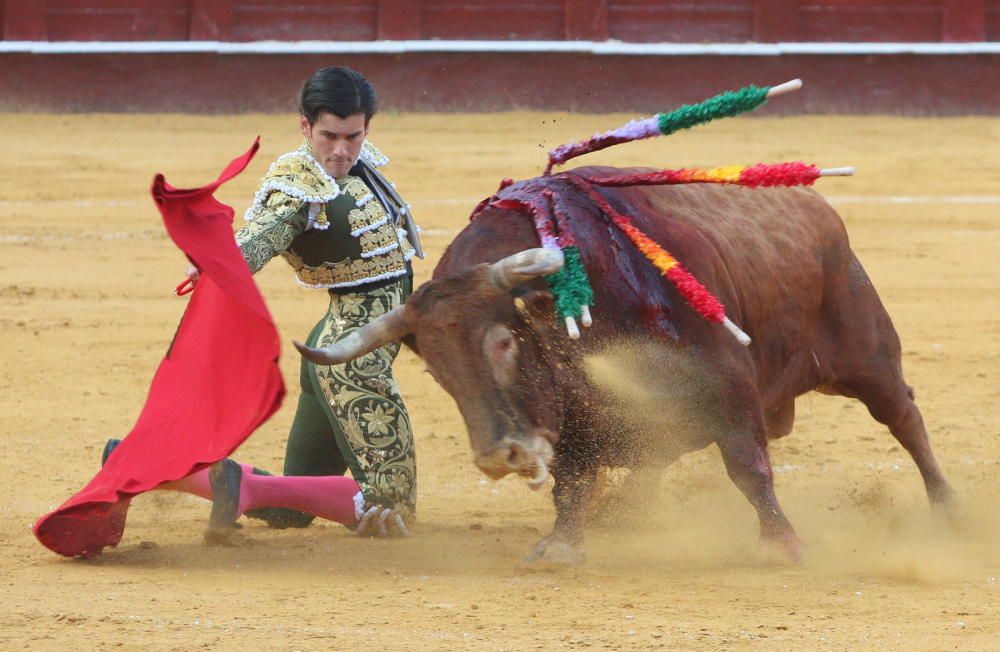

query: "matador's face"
xmin=300 ymin=111 xmax=368 ymax=179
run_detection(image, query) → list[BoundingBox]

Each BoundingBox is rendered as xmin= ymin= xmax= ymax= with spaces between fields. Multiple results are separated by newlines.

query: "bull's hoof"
xmin=760 ymin=532 xmax=805 ymax=564
xmin=525 ymin=537 xmax=585 ymax=565
xmin=933 ymin=505 xmax=967 ymax=537
xmin=929 ymin=484 xmax=964 ymax=530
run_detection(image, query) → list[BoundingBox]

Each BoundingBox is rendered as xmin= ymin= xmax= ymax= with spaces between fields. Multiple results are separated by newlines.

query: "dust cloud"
xmin=582 ymin=340 xmax=1000 ymax=585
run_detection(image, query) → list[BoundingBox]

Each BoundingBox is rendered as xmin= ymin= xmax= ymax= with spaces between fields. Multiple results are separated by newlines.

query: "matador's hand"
xmin=355 ymin=506 xmax=410 ymax=538
xmin=175 ymin=264 xmax=201 ymax=296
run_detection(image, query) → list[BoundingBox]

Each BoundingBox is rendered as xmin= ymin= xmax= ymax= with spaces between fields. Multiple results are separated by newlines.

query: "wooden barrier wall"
xmin=2 ymin=0 xmax=997 ymax=43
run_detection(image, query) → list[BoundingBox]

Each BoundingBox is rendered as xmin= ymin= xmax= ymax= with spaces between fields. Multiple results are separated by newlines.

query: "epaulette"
xmin=243 ymin=143 xmax=340 ymax=229
xmin=360 ymin=140 xmax=389 ymax=168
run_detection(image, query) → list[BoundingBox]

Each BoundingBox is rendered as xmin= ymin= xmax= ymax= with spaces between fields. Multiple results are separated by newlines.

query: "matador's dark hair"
xmin=298 ymin=66 xmax=378 ymax=125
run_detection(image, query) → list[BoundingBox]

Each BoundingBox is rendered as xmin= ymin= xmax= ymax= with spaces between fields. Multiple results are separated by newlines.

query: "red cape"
xmin=34 ymin=140 xmax=286 ymax=557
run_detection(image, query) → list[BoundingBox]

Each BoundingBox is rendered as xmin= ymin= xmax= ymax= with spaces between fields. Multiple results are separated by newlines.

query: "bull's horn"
xmin=526 ymin=456 xmax=549 ymax=491
xmin=294 ymin=304 xmax=410 ymax=365
xmin=488 ymin=248 xmax=564 ymax=292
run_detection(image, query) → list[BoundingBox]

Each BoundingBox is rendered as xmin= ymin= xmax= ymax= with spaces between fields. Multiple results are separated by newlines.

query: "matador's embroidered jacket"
xmin=236 ymin=140 xmax=423 ymax=287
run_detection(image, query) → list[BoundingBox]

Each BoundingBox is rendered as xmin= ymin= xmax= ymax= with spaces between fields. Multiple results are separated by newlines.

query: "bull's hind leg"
xmin=717 ymin=429 xmax=804 ymax=562
xmin=840 ymin=375 xmax=954 ymax=510
xmin=828 ymin=256 xmax=954 ymax=511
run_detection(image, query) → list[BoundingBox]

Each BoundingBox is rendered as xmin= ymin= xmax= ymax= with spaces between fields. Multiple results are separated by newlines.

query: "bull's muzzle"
xmin=474 ymin=431 xmax=555 ymax=490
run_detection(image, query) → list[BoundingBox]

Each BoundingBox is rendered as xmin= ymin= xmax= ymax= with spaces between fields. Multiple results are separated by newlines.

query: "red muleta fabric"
xmin=33 ymin=140 xmax=286 ymax=557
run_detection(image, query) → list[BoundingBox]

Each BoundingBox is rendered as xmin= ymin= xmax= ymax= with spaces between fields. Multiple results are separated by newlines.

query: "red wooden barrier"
xmin=607 ymin=0 xmax=754 ymax=43
xmin=46 ymin=0 xmax=189 ymax=41
xmin=378 ymin=0 xmax=422 ymax=40
xmin=190 ymin=0 xmax=234 ymax=41
xmin=229 ymin=0 xmax=377 ymax=42
xmin=2 ymin=50 xmax=997 ymax=114
xmin=3 ymin=0 xmax=47 ymax=40
xmin=943 ymin=0 xmax=985 ymax=41
xmin=565 ymin=0 xmax=609 ymax=41
xmin=754 ymin=0 xmax=800 ymax=42
xmin=800 ymin=1 xmax=942 ymax=43
xmin=608 ymin=0 xmax=754 ymax=43
xmin=0 ymin=0 xmax=993 ymax=42
xmin=422 ymin=0 xmax=565 ymax=40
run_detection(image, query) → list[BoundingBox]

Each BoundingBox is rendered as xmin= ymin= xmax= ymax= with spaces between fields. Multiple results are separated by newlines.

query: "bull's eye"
xmin=484 ymin=324 xmax=519 ymax=388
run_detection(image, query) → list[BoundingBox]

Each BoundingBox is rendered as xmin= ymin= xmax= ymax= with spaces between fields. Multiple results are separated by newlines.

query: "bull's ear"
xmin=513 ymin=289 xmax=555 ymax=322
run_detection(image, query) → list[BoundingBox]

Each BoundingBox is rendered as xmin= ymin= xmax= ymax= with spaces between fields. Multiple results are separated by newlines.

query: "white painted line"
xmin=0 ymin=199 xmax=145 ymax=207
xmin=826 ymin=195 xmax=1000 ymax=205
xmin=0 ymin=231 xmax=163 ymax=243
xmin=418 ymin=195 xmax=1000 ymax=206
xmin=3 ymin=195 xmax=1000 ymax=209
xmin=7 ymin=224 xmax=989 ymax=245
xmin=416 ymin=198 xmax=481 ymax=206
xmin=2 ymin=40 xmax=999 ymax=56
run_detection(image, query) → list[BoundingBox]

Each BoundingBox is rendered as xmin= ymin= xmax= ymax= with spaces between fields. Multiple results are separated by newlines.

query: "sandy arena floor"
xmin=1 ymin=112 xmax=999 ymax=650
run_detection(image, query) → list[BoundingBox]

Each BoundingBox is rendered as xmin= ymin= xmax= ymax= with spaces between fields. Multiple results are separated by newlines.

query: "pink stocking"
xmin=156 ymin=468 xmax=214 ymax=500
xmin=153 ymin=464 xmax=362 ymax=527
xmin=236 ymin=472 xmax=361 ymax=527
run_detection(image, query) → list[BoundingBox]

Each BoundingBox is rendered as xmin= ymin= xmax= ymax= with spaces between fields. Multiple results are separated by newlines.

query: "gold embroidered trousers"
xmin=294 ymin=277 xmax=416 ymax=519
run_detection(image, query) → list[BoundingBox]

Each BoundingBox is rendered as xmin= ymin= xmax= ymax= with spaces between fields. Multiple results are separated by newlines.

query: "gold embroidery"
xmin=340 ymin=176 xmax=386 ymax=235
xmin=266 ymin=192 xmax=298 ymax=217
xmin=310 ymin=279 xmax=415 ymax=517
xmin=360 ymin=140 xmax=389 ymax=168
xmin=253 ymin=158 xmax=413 ymax=288
xmin=280 ymin=250 xmax=409 ymax=288
xmin=281 ymin=248 xmax=305 ymax=269
xmin=347 ymin=201 xmax=384 ymax=234
xmin=359 ymin=225 xmax=399 ymax=255
xmin=236 ymin=192 xmax=304 ymax=274
xmin=399 ymin=233 xmax=415 ymax=259
xmin=341 ymin=176 xmax=371 ymax=202
xmin=244 ymin=145 xmax=338 ymax=227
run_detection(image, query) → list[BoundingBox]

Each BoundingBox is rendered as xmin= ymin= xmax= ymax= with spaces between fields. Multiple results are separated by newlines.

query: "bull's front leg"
xmin=717 ymin=429 xmax=804 ymax=563
xmin=526 ymin=458 xmax=597 ymax=564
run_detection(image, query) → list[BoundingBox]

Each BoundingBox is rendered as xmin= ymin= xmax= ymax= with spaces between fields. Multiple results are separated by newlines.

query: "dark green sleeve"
xmin=235 ymin=191 xmax=311 ymax=274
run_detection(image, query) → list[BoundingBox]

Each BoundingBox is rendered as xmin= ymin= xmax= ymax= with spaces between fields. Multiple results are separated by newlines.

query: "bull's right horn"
xmin=488 ymin=248 xmax=565 ymax=292
xmin=294 ymin=304 xmax=410 ymax=365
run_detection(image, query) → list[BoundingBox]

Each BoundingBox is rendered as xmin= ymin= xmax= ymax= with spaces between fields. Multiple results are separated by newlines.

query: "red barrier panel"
xmin=46 ymin=0 xmax=189 ymax=41
xmin=1 ymin=0 xmax=992 ymax=43
xmin=1 ymin=50 xmax=997 ymax=115
xmin=3 ymin=0 xmax=47 ymax=40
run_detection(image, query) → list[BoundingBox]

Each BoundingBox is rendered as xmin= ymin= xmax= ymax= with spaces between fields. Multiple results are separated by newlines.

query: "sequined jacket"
xmin=236 ymin=141 xmax=422 ymax=290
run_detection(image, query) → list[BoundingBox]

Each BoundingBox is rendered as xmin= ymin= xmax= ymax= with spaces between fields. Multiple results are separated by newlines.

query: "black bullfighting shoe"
xmin=204 ymin=459 xmax=244 ymax=546
xmin=101 ymin=439 xmax=121 ymax=466
xmin=244 ymin=505 xmax=316 ymax=529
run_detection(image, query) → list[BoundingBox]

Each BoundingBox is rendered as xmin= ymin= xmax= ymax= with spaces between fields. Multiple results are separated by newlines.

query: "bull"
xmin=297 ymin=167 xmax=954 ymax=563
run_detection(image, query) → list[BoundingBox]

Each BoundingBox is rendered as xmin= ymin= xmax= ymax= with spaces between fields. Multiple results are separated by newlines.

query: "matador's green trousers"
xmin=252 ymin=277 xmax=415 ymax=527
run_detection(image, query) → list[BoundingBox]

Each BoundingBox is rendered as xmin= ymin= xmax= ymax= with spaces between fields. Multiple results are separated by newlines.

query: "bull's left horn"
xmin=488 ymin=248 xmax=565 ymax=292
xmin=294 ymin=305 xmax=410 ymax=365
